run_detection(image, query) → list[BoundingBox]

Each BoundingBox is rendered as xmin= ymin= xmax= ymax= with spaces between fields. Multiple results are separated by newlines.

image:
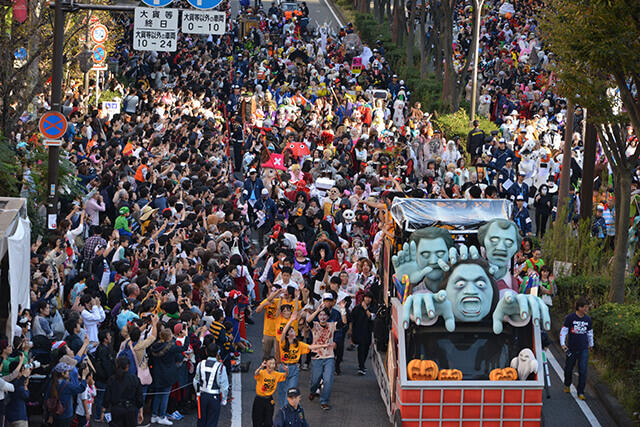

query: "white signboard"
xmin=181 ymin=10 xmax=226 ymax=35
xmin=102 ymin=101 xmax=121 ymax=120
xmin=133 ymin=7 xmax=179 ymax=52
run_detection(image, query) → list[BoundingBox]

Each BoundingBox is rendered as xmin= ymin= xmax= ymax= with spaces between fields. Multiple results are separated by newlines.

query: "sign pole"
xmin=96 ymin=70 xmax=100 ymax=107
xmin=47 ymin=0 xmax=67 ymax=230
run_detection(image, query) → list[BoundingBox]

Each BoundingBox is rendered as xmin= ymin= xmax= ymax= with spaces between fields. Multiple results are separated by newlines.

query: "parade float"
xmin=372 ymin=198 xmax=549 ymax=426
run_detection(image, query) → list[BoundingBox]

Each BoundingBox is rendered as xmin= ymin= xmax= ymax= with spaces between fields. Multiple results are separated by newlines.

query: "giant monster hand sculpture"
xmin=492 ymin=290 xmax=551 ymax=334
xmin=403 ymin=290 xmax=455 ymax=331
xmin=392 ymin=241 xmax=437 ymax=286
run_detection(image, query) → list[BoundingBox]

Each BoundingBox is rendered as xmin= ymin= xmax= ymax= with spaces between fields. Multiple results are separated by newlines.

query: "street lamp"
xmin=469 ymin=0 xmax=484 ymax=122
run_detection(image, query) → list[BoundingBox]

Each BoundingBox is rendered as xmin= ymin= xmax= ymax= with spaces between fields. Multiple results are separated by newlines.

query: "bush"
xmin=553 ymin=275 xmax=610 ymax=314
xmin=541 ymin=212 xmax=613 ymax=278
xmin=591 ymin=303 xmax=640 ymax=372
xmin=590 ymin=303 xmax=640 ymax=415
xmin=432 ymin=110 xmax=499 ymax=147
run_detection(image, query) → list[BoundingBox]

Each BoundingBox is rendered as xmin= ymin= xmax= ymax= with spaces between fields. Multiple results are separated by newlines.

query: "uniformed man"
xmin=193 ymin=343 xmax=229 ymax=427
xmin=273 ymin=388 xmax=310 ymax=427
xmin=513 ymin=195 xmax=532 ymax=236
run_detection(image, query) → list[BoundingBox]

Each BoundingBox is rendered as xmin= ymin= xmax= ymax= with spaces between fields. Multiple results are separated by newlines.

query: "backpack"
xmin=45 ymin=382 xmax=66 ymax=417
xmin=117 ymin=341 xmax=138 ymax=376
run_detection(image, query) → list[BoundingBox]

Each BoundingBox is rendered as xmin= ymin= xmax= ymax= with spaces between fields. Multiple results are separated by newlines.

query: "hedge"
xmin=553 ymin=275 xmax=638 ymax=315
xmin=591 ymin=303 xmax=640 ymax=372
xmin=432 ymin=110 xmax=499 ymax=147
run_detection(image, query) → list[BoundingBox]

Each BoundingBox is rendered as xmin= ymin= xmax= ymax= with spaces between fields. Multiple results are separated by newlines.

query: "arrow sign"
xmin=92 ymin=45 xmax=106 ymax=64
xmin=39 ymin=111 xmax=68 ymax=140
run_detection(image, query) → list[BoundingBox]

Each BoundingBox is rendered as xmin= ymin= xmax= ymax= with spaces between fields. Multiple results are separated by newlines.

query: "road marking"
xmin=320 ymin=0 xmax=344 ymax=27
xmin=546 ymin=350 xmax=602 ymax=427
xmin=231 ymin=372 xmax=242 ymax=427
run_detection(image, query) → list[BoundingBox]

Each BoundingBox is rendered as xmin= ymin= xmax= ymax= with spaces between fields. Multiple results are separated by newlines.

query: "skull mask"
xmin=342 ymin=209 xmax=355 ymax=223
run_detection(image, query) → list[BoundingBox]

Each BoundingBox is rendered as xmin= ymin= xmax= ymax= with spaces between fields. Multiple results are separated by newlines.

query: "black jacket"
xmin=351 ymin=303 xmax=376 ymax=345
xmin=104 ymin=372 xmax=143 ymax=410
xmin=93 ymin=342 xmax=116 ymax=383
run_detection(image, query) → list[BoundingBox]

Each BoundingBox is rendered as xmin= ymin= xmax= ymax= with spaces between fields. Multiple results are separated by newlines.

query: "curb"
xmin=325 ymin=0 xmax=348 ymax=27
xmin=549 ymin=311 xmax=636 ymax=426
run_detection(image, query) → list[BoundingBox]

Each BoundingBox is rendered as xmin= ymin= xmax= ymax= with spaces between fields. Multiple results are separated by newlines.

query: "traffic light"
xmin=78 ymin=49 xmax=94 ymax=73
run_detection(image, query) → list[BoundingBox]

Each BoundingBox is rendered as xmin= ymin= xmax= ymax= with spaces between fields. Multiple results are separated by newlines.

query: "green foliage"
xmin=541 ymin=212 xmax=612 ymax=278
xmin=589 ymin=302 xmax=640 ymax=415
xmin=0 ymin=139 xmax=20 ymax=197
xmin=432 ymin=110 xmax=499 ymax=145
xmin=88 ymin=89 xmax=120 ymax=107
xmin=539 ymin=0 xmax=640 ymax=125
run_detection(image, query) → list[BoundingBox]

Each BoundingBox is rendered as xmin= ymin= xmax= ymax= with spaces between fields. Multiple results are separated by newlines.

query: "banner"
xmin=8 ymin=218 xmax=31 ymax=340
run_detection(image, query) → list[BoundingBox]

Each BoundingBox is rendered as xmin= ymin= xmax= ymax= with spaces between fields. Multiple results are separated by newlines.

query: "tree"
xmin=540 ymin=0 xmax=640 ymax=303
xmin=0 ymin=2 xmax=122 ymax=136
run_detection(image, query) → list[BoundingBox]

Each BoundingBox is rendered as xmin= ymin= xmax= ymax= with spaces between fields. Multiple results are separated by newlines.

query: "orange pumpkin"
xmin=489 ymin=368 xmax=518 ymax=381
xmin=407 ymin=359 xmax=439 ymax=381
xmin=438 ymin=369 xmax=463 ymax=381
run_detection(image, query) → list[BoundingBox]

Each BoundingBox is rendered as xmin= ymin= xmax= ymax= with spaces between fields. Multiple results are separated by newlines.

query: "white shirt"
xmin=81 ymin=304 xmax=106 ymax=343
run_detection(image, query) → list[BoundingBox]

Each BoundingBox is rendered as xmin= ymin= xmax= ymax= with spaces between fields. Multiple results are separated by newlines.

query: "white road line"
xmin=321 ymin=0 xmax=344 ymax=27
xmin=546 ymin=350 xmax=602 ymax=427
xmin=231 ymin=372 xmax=242 ymax=427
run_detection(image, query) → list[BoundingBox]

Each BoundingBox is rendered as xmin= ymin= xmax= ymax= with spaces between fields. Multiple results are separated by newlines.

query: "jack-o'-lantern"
xmin=489 ymin=367 xmax=518 ymax=381
xmin=438 ymin=369 xmax=463 ymax=381
xmin=407 ymin=359 xmax=439 ymax=381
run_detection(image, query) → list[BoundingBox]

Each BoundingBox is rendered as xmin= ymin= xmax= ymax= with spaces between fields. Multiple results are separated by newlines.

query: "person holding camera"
xmin=5 ymin=360 xmax=30 ymax=427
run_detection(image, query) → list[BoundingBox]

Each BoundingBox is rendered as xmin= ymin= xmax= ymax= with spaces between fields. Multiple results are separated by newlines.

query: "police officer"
xmin=273 ymin=388 xmax=310 ymax=427
xmin=513 ymin=195 xmax=532 ymax=236
xmin=193 ymin=343 xmax=230 ymax=427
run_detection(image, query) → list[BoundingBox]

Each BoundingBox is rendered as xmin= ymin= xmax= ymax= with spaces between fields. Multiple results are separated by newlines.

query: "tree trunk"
xmin=418 ymin=7 xmax=428 ymax=77
xmin=580 ymin=122 xmax=597 ymax=220
xmin=439 ymin=0 xmax=455 ymax=111
xmin=609 ymin=172 xmax=632 ymax=303
xmin=556 ymin=100 xmax=575 ymax=221
xmin=406 ymin=0 xmax=418 ymax=67
xmin=392 ymin=0 xmax=400 ymax=44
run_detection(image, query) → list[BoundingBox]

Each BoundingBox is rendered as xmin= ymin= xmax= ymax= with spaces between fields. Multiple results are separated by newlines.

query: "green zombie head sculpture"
xmin=439 ymin=259 xmax=499 ymax=322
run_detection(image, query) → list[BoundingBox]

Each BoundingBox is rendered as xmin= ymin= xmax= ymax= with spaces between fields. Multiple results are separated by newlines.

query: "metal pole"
xmin=469 ymin=0 xmax=482 ymax=122
xmin=96 ymin=70 xmax=100 ymax=107
xmin=46 ymin=0 xmax=66 ymax=230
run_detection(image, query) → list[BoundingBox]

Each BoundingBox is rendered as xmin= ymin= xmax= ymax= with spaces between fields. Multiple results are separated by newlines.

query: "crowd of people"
xmin=2 ymin=0 xmax=640 ymax=426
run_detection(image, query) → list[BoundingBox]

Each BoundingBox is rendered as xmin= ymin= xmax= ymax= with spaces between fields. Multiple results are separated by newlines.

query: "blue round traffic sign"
xmin=141 ymin=0 xmax=173 ymax=7
xmin=39 ymin=111 xmax=68 ymax=140
xmin=186 ymin=0 xmax=222 ymax=10
xmin=93 ymin=45 xmax=106 ymax=64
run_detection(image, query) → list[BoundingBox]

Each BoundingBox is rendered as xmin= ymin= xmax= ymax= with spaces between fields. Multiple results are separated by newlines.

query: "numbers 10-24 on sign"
xmin=134 ymin=7 xmax=179 ymax=52
xmin=181 ymin=11 xmax=226 ymax=35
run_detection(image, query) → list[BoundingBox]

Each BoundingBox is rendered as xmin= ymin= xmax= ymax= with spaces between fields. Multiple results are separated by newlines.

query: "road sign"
xmin=43 ymin=139 xmax=63 ymax=147
xmin=90 ymin=24 xmax=108 ymax=44
xmin=14 ymin=48 xmax=27 ymax=60
xmin=141 ymin=0 xmax=173 ymax=8
xmin=133 ymin=7 xmax=178 ymax=52
xmin=181 ymin=10 xmax=226 ymax=34
xmin=39 ymin=111 xmax=67 ymax=140
xmin=186 ymin=0 xmax=223 ymax=10
xmin=92 ymin=64 xmax=108 ymax=71
xmin=92 ymin=45 xmax=107 ymax=64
